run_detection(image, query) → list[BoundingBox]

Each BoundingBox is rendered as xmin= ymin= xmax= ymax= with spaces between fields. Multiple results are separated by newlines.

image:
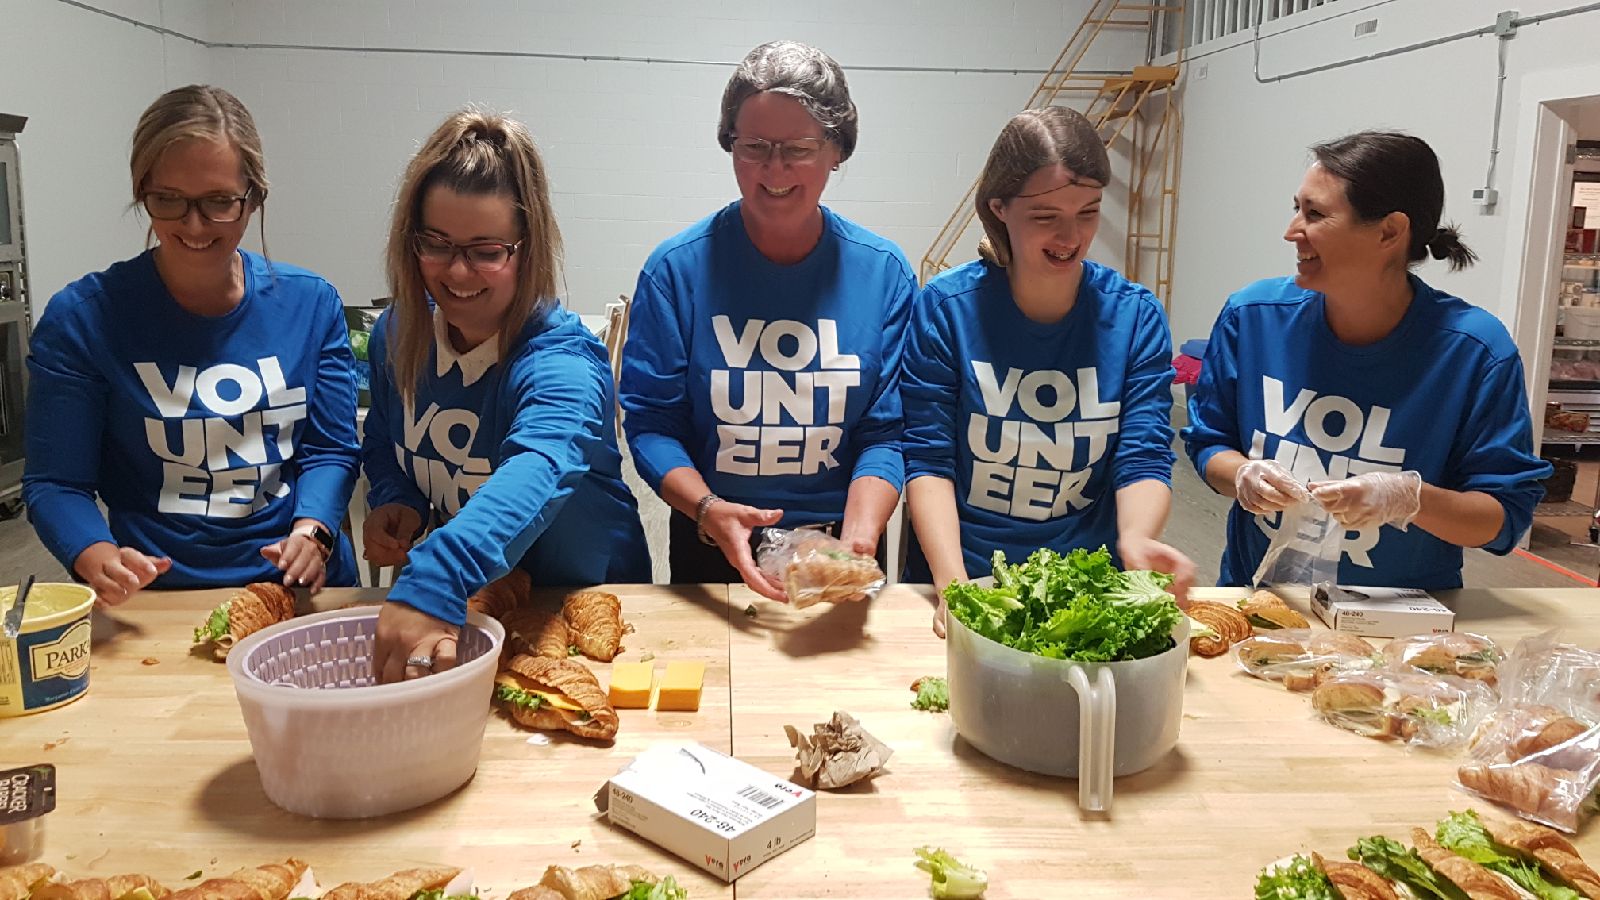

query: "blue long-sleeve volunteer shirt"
xmin=1182 ymin=275 xmax=1551 ymax=589
xmin=24 ymin=249 xmax=360 ymax=586
xmin=363 ymin=303 xmax=649 ymax=627
xmin=618 ymin=202 xmax=913 ymax=525
xmin=901 ymin=258 xmax=1177 ymax=580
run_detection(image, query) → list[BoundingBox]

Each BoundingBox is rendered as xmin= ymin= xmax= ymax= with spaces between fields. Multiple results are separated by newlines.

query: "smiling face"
xmin=416 ymin=185 xmax=523 ymax=351
xmin=988 ymin=164 xmax=1103 ymax=284
xmin=1284 ymin=163 xmax=1392 ymax=294
xmin=145 ymin=137 xmax=253 ymax=269
xmin=730 ymin=91 xmax=841 ymax=238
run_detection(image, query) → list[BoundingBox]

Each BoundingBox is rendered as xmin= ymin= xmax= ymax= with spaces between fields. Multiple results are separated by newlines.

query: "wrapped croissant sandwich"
xmin=466 ymin=569 xmax=530 ymax=621
xmin=1382 ymin=632 xmax=1503 ymax=685
xmin=192 ymin=584 xmax=297 ymax=659
xmin=757 ymin=528 xmax=884 ymax=608
xmin=494 ymin=655 xmax=619 ymax=741
xmin=1234 ymin=628 xmax=1375 ymax=691
xmin=1311 ymin=670 xmax=1494 ymax=747
xmin=166 ymin=859 xmax=308 ymax=900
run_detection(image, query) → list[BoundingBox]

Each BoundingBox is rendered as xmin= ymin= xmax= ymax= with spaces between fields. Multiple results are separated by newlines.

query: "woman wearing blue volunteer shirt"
xmin=619 ymin=41 xmax=913 ymax=600
xmin=366 ymin=110 xmax=648 ymax=683
xmin=1182 ymin=131 xmax=1550 ymax=590
xmin=903 ymin=106 xmax=1195 ymax=636
xmin=25 ymin=85 xmax=359 ymax=605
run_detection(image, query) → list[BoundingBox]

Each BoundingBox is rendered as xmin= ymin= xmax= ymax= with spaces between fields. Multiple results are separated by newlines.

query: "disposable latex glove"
xmin=1310 ymin=470 xmax=1423 ymax=530
xmin=1233 ymin=459 xmax=1312 ymax=515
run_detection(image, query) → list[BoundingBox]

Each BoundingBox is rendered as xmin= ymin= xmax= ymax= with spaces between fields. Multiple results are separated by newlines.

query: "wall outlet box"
xmin=1311 ymin=585 xmax=1455 ymax=637
xmin=600 ymin=742 xmax=816 ymax=883
xmin=1472 ymin=187 xmax=1499 ymax=206
xmin=1353 ymin=18 xmax=1378 ymax=38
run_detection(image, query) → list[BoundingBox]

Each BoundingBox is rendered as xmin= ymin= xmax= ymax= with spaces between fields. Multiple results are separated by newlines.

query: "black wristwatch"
xmin=294 ymin=523 xmax=336 ymax=560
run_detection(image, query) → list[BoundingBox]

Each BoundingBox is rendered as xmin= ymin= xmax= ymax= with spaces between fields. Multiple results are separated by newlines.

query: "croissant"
xmin=504 ymin=890 xmax=562 ymax=900
xmin=1480 ymin=816 xmax=1600 ymax=897
xmin=1508 ymin=710 xmax=1593 ymax=764
xmin=784 ymin=549 xmax=883 ymax=608
xmin=1411 ymin=828 xmax=1520 ymax=899
xmin=1458 ymin=763 xmax=1580 ymax=829
xmin=530 ymin=864 xmax=655 ymax=900
xmin=1310 ymin=853 xmax=1398 ymax=900
xmin=166 ymin=859 xmax=308 ymax=900
xmin=0 ymin=865 xmax=56 ymax=900
xmin=1238 ymin=590 xmax=1309 ymax=630
xmin=495 ymin=654 xmax=619 ymax=741
xmin=501 ymin=607 xmax=570 ymax=660
xmin=465 ymin=569 xmax=530 ymax=621
xmin=31 ymin=876 xmax=170 ymax=900
xmin=562 ymin=591 xmax=628 ymax=662
xmin=320 ymin=868 xmax=461 ymax=900
xmin=1186 ymin=601 xmax=1251 ymax=657
xmin=194 ymin=584 xmax=297 ymax=659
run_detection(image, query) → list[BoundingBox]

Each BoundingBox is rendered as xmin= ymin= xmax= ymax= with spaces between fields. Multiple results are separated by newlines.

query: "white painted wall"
xmin=15 ymin=0 xmax=1149 ymax=314
xmin=1170 ymin=0 xmax=1600 ymax=345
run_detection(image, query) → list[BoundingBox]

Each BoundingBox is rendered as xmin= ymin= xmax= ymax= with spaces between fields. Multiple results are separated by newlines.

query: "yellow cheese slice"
xmin=655 ymin=660 xmax=706 ymax=712
xmin=495 ymin=672 xmax=585 ymax=712
xmin=608 ymin=661 xmax=654 ymax=709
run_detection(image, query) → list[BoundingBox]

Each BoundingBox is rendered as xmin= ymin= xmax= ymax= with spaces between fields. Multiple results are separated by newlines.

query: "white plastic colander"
xmin=225 ymin=605 xmax=505 ymax=819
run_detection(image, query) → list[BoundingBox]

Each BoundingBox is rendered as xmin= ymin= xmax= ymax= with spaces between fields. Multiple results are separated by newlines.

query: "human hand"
xmin=363 ymin=503 xmax=422 ymax=568
xmin=1117 ymin=534 xmax=1196 ymax=609
xmin=260 ymin=529 xmax=328 ymax=593
xmin=700 ymin=500 xmax=788 ymax=602
xmin=374 ymin=601 xmax=461 ymax=683
xmin=1310 ymin=470 xmax=1423 ymax=529
xmin=73 ymin=542 xmax=172 ymax=607
xmin=1234 ymin=459 xmax=1311 ymax=515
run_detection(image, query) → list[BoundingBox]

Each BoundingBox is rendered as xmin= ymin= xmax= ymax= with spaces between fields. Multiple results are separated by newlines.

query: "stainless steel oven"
xmin=0 ymin=113 xmax=31 ymax=504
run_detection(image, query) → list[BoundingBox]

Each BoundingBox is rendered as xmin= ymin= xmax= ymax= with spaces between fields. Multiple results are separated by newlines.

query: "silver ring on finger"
xmin=405 ymin=655 xmax=434 ymax=669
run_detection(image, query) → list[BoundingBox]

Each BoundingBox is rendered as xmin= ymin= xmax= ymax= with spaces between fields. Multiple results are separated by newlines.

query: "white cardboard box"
xmin=601 ymin=742 xmax=816 ymax=882
xmin=1310 ymin=586 xmax=1455 ymax=637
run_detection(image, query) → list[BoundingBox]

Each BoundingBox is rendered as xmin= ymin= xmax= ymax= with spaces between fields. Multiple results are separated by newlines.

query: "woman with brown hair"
xmin=1183 ymin=131 xmax=1550 ymax=589
xmin=902 ymin=106 xmax=1194 ymax=635
xmin=365 ymin=109 xmax=647 ymax=683
xmin=24 ymin=84 xmax=359 ymax=605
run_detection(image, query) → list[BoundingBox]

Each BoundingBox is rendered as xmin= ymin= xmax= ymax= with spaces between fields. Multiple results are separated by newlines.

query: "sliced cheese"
xmin=609 ymin=661 xmax=654 ymax=709
xmin=655 ymin=660 xmax=706 ymax=712
xmin=494 ymin=672 xmax=585 ymax=711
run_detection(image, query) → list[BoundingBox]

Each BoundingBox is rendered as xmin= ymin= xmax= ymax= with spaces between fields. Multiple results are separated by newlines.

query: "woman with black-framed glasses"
xmin=363 ymin=109 xmax=648 ymax=683
xmin=23 ymin=84 xmax=361 ymax=606
xmin=619 ymin=40 xmax=914 ymax=601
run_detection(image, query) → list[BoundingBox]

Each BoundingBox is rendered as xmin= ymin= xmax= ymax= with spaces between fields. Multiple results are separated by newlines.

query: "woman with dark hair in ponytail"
xmin=903 ymin=106 xmax=1195 ymax=636
xmin=1183 ymin=131 xmax=1551 ymax=590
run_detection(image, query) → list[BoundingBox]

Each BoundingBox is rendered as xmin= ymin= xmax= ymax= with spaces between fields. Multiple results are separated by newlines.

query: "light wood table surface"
xmin=725 ymin=583 xmax=1600 ymax=899
xmin=3 ymin=584 xmax=737 ymax=898
xmin=10 ymin=583 xmax=1600 ymax=898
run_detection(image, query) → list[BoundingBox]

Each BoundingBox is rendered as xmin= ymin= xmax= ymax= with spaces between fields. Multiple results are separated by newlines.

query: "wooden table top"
xmin=9 ymin=582 xmax=1600 ymax=898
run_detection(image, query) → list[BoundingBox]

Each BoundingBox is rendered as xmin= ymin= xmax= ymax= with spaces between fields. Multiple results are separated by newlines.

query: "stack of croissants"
xmin=2 ymin=859 xmax=685 ymax=900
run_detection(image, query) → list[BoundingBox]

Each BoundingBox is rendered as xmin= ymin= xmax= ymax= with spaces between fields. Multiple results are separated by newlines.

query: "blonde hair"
xmin=975 ymin=107 xmax=1109 ymax=267
xmin=129 ymin=84 xmax=269 ymax=251
xmin=383 ymin=109 xmax=562 ymax=405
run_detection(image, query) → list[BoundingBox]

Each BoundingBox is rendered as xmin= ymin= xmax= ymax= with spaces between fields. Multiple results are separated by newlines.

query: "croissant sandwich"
xmin=501 ymin=607 xmax=571 ymax=661
xmin=1235 ymin=629 xmax=1375 ymax=691
xmin=1 ymin=865 xmax=56 ymax=900
xmin=465 ymin=569 xmax=530 ymax=622
xmin=1185 ymin=601 xmax=1251 ymax=658
xmin=320 ymin=867 xmax=464 ymax=900
xmin=165 ymin=859 xmax=308 ymax=900
xmin=494 ymin=654 xmax=619 ymax=741
xmin=506 ymin=864 xmax=678 ymax=900
xmin=1237 ymin=590 xmax=1309 ymax=630
xmin=192 ymin=584 xmax=297 ymax=659
xmin=1383 ymin=632 xmax=1502 ymax=685
xmin=30 ymin=875 xmax=169 ymax=900
xmin=561 ymin=591 xmax=629 ymax=662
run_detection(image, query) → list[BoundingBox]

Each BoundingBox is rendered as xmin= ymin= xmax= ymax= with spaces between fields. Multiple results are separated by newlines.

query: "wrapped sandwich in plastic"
xmin=757 ymin=528 xmax=885 ymax=608
xmin=1381 ymin=632 xmax=1503 ymax=686
xmin=1311 ymin=669 xmax=1495 ymax=748
xmin=1233 ymin=628 xmax=1377 ymax=692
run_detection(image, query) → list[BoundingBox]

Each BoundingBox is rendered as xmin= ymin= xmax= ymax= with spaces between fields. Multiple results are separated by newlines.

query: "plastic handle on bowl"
xmin=1067 ymin=664 xmax=1117 ymax=812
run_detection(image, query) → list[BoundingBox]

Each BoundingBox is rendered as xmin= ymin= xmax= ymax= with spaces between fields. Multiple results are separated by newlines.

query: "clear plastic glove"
xmin=1233 ymin=459 xmax=1312 ymax=515
xmin=1310 ymin=470 xmax=1423 ymax=530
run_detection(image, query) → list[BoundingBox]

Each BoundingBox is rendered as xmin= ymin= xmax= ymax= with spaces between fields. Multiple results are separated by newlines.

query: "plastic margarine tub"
xmin=0 ymin=583 xmax=96 ymax=717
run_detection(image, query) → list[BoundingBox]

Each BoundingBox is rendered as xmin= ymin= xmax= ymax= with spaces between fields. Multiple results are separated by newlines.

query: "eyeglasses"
xmin=729 ymin=135 xmax=826 ymax=166
xmin=142 ymin=191 xmax=251 ymax=223
xmin=411 ymin=232 xmax=522 ymax=273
